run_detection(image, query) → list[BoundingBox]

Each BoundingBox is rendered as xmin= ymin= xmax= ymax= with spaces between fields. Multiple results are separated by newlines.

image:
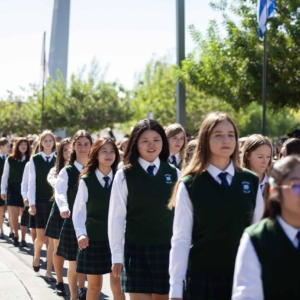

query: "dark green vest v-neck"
xmin=8 ymin=156 xmax=28 ymax=184
xmin=65 ymin=164 xmax=80 ymax=212
xmin=82 ymin=172 xmax=112 ymax=241
xmin=246 ymin=218 xmax=300 ymax=300
xmin=182 ymin=168 xmax=258 ymax=275
xmin=125 ymin=161 xmax=177 ymax=245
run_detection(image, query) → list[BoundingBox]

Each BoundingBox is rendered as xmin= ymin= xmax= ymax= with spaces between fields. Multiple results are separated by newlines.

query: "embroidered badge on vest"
xmin=165 ymin=174 xmax=172 ymax=184
xmin=242 ymin=181 xmax=251 ymax=193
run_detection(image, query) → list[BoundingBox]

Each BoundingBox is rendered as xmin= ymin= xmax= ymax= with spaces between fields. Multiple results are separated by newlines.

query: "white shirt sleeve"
xmin=251 ymin=184 xmax=264 ymax=224
xmin=21 ymin=163 xmax=30 ymax=200
xmin=169 ymin=182 xmax=193 ymax=298
xmin=55 ymin=168 xmax=70 ymax=213
xmin=28 ymin=157 xmax=36 ymax=205
xmin=108 ymin=169 xmax=128 ymax=264
xmin=232 ymin=232 xmax=264 ymax=300
xmin=72 ymin=179 xmax=88 ymax=238
xmin=47 ymin=167 xmax=57 ymax=189
xmin=0 ymin=159 xmax=9 ymax=195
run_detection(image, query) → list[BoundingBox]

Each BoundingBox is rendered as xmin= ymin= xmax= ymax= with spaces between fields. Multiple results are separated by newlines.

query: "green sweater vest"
xmin=65 ymin=164 xmax=80 ymax=212
xmin=8 ymin=157 xmax=28 ymax=184
xmin=182 ymin=168 xmax=258 ymax=275
xmin=82 ymin=172 xmax=112 ymax=241
xmin=32 ymin=153 xmax=56 ymax=197
xmin=125 ymin=161 xmax=177 ymax=245
xmin=246 ymin=218 xmax=300 ymax=300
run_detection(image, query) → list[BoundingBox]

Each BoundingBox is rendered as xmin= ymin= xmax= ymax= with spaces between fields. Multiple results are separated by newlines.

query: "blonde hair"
xmin=39 ymin=130 xmax=56 ymax=152
xmin=165 ymin=123 xmax=186 ymax=160
xmin=168 ymin=112 xmax=240 ymax=209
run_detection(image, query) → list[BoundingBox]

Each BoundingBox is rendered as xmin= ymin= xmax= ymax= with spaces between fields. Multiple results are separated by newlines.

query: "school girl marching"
xmin=108 ymin=119 xmax=180 ymax=300
xmin=232 ymin=155 xmax=300 ymax=299
xmin=73 ymin=137 xmax=124 ymax=300
xmin=55 ymin=130 xmax=92 ymax=300
xmin=168 ymin=112 xmax=264 ymax=300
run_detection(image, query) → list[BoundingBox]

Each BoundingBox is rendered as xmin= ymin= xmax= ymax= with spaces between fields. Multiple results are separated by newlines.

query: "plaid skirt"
xmin=29 ymin=215 xmax=36 ymax=229
xmin=20 ymin=206 xmax=30 ymax=227
xmin=183 ymin=270 xmax=233 ymax=300
xmin=76 ymin=240 xmax=111 ymax=275
xmin=56 ymin=217 xmax=78 ymax=261
xmin=7 ymin=183 xmax=23 ymax=207
xmin=35 ymin=196 xmax=52 ymax=229
xmin=121 ymin=243 xmax=170 ymax=294
xmin=45 ymin=202 xmax=64 ymax=239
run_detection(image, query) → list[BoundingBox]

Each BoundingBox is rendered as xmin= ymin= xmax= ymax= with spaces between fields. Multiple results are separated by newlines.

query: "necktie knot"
xmin=103 ymin=176 xmax=110 ymax=189
xmin=46 ymin=156 xmax=50 ymax=163
xmin=147 ymin=165 xmax=155 ymax=177
xmin=218 ymin=172 xmax=229 ymax=187
xmin=170 ymin=155 xmax=177 ymax=167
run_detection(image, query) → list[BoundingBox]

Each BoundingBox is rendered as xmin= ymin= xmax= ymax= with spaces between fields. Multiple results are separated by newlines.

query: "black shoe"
xmin=33 ymin=257 xmax=40 ymax=272
xmin=13 ymin=237 xmax=19 ymax=247
xmin=78 ymin=288 xmax=87 ymax=300
xmin=20 ymin=240 xmax=28 ymax=247
xmin=9 ymin=232 xmax=13 ymax=239
xmin=0 ymin=233 xmax=4 ymax=239
xmin=55 ymin=282 xmax=66 ymax=296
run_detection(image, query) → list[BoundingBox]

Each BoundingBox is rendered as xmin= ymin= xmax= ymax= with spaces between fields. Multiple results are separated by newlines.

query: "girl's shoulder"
xmin=238 ymin=167 xmax=259 ymax=181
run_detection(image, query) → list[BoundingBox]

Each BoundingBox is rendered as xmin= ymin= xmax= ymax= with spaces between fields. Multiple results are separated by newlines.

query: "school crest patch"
xmin=165 ymin=174 xmax=172 ymax=184
xmin=242 ymin=181 xmax=251 ymax=194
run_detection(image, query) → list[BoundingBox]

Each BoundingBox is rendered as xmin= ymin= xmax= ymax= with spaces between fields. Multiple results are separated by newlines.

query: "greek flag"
xmin=258 ymin=0 xmax=276 ymax=37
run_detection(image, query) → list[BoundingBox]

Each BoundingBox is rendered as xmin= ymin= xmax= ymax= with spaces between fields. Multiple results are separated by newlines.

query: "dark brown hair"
xmin=123 ymin=119 xmax=169 ymax=173
xmin=165 ymin=123 xmax=186 ymax=161
xmin=182 ymin=139 xmax=197 ymax=170
xmin=55 ymin=138 xmax=71 ymax=176
xmin=241 ymin=134 xmax=273 ymax=172
xmin=282 ymin=138 xmax=300 ymax=156
xmin=263 ymin=155 xmax=300 ymax=219
xmin=10 ymin=137 xmax=31 ymax=161
xmin=81 ymin=137 xmax=120 ymax=177
xmin=69 ymin=130 xmax=93 ymax=165
xmin=0 ymin=137 xmax=9 ymax=147
xmin=168 ymin=112 xmax=240 ymax=209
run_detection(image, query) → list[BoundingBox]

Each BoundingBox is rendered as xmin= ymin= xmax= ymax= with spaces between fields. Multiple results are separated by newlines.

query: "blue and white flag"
xmin=258 ymin=0 xmax=276 ymax=37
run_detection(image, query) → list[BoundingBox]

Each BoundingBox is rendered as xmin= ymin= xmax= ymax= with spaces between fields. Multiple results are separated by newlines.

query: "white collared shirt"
xmin=54 ymin=161 xmax=83 ymax=213
xmin=169 ymin=161 xmax=264 ymax=298
xmin=169 ymin=152 xmax=181 ymax=166
xmin=73 ymin=169 xmax=113 ymax=238
xmin=28 ymin=151 xmax=56 ymax=205
xmin=108 ymin=157 xmax=181 ymax=264
xmin=47 ymin=167 xmax=57 ymax=189
xmin=232 ymin=216 xmax=300 ymax=299
xmin=1 ymin=155 xmax=26 ymax=195
xmin=21 ymin=162 xmax=30 ymax=199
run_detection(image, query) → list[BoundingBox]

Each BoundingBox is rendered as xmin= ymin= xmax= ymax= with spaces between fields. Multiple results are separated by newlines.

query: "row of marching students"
xmin=0 ymin=111 xmax=299 ymax=300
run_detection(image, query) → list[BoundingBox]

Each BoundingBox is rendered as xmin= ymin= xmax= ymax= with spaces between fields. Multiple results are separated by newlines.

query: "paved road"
xmin=0 ymin=213 xmax=129 ymax=300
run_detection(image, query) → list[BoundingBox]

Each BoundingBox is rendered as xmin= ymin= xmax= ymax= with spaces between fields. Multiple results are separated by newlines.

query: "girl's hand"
xmin=24 ymin=198 xmax=29 ymax=207
xmin=29 ymin=205 xmax=36 ymax=216
xmin=78 ymin=235 xmax=89 ymax=250
xmin=1 ymin=194 xmax=6 ymax=201
xmin=111 ymin=263 xmax=122 ymax=278
xmin=60 ymin=210 xmax=70 ymax=218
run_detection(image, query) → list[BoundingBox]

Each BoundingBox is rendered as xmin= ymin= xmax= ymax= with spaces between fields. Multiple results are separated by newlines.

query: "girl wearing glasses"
xmin=232 ymin=155 xmax=300 ymax=299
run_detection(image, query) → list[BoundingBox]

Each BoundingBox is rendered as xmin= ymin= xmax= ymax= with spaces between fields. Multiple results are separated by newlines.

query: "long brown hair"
xmin=10 ymin=137 xmax=31 ymax=161
xmin=80 ymin=137 xmax=120 ymax=177
xmin=55 ymin=138 xmax=71 ymax=176
xmin=165 ymin=123 xmax=186 ymax=161
xmin=69 ymin=130 xmax=93 ymax=165
xmin=241 ymin=134 xmax=273 ymax=173
xmin=263 ymin=155 xmax=300 ymax=219
xmin=168 ymin=112 xmax=239 ymax=209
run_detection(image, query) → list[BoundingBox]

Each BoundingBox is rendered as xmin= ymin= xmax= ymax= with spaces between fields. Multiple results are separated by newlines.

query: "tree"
xmin=178 ymin=0 xmax=300 ymax=112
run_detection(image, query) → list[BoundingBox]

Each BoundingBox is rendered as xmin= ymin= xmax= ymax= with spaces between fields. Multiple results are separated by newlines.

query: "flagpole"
xmin=262 ymin=6 xmax=267 ymax=136
xmin=41 ymin=31 xmax=46 ymax=133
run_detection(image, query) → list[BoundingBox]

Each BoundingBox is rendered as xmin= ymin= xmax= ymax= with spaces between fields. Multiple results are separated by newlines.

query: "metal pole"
xmin=262 ymin=17 xmax=267 ymax=135
xmin=176 ymin=0 xmax=186 ymax=128
xmin=41 ymin=31 xmax=46 ymax=133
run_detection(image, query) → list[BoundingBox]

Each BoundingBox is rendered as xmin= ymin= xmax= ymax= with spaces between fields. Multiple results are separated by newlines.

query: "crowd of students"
xmin=0 ymin=111 xmax=299 ymax=300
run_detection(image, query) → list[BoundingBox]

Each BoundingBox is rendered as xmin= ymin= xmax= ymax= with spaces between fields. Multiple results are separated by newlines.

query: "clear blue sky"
xmin=0 ymin=0 xmax=225 ymax=98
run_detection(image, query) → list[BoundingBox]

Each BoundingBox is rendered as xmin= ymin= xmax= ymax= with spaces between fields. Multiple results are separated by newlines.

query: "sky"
xmin=0 ymin=0 xmax=226 ymax=98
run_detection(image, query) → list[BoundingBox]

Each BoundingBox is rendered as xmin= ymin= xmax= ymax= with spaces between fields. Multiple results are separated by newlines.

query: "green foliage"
xmin=178 ymin=0 xmax=300 ymax=114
